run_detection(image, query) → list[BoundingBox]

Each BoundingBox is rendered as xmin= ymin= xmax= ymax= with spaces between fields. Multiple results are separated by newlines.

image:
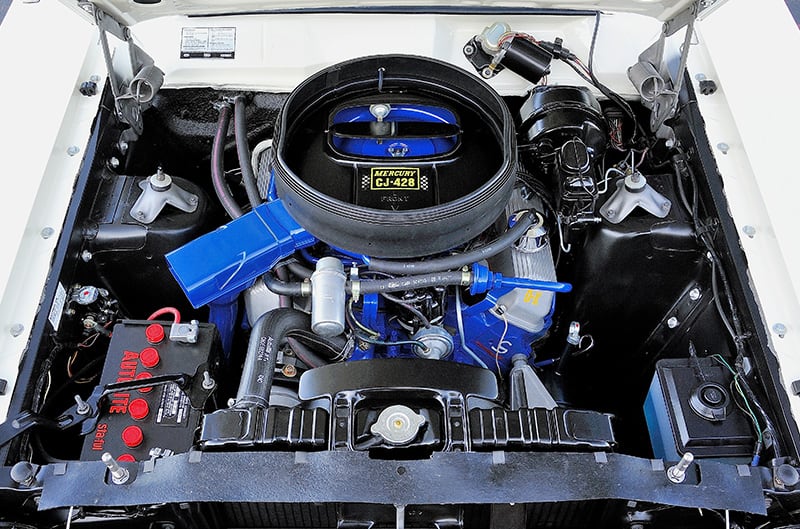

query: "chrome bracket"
xmin=130 ymin=169 xmax=198 ymax=224
xmin=599 ymin=172 xmax=672 ymax=224
xmin=87 ymin=5 xmax=164 ymax=135
xmin=628 ymin=1 xmax=700 ymax=144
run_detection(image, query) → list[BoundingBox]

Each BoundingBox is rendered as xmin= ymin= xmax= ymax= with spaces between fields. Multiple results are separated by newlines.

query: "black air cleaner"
xmin=273 ymin=55 xmax=516 ymax=258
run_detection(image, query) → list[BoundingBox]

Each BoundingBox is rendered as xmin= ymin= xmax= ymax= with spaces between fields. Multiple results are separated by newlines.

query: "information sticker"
xmin=180 ymin=27 xmax=236 ymax=59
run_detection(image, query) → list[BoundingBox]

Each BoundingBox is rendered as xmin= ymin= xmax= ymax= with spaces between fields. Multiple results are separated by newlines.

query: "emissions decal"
xmin=180 ymin=27 xmax=236 ymax=59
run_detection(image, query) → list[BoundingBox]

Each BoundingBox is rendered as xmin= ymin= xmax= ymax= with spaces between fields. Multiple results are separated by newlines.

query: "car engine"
xmin=1 ymin=19 xmax=796 ymax=529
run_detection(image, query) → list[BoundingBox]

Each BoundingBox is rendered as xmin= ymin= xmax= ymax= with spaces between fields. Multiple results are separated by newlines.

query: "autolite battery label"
xmin=108 ymin=350 xmax=140 ymax=414
xmin=156 ymin=383 xmax=190 ymax=427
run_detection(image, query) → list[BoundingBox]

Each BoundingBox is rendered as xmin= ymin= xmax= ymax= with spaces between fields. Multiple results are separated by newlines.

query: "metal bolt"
xmin=607 ymin=209 xmax=616 ymax=217
xmin=90 ymin=75 xmax=101 ymax=83
xmin=667 ymin=452 xmax=694 ymax=483
xmin=667 ymin=316 xmax=679 ymax=329
xmin=481 ymin=67 xmax=493 ymax=79
xmin=40 ymin=227 xmax=55 ymax=239
xmin=133 ymin=211 xmax=145 ymax=220
xmin=108 ymin=157 xmax=120 ymax=169
xmin=101 ymin=453 xmax=130 ymax=485
xmin=662 ymin=201 xmax=670 ymax=211
xmin=188 ymin=196 xmax=198 ymax=205
xmin=689 ymin=288 xmax=701 ymax=301
xmin=742 ymin=225 xmax=756 ymax=238
xmin=773 ymin=323 xmax=788 ymax=339
xmin=74 ymin=395 xmax=91 ymax=415
xmin=227 ymin=398 xmax=236 ymax=408
xmin=67 ymin=146 xmax=80 ymax=157
xmin=201 ymin=371 xmax=216 ymax=390
xmin=464 ymin=44 xmax=475 ymax=55
xmin=118 ymin=141 xmax=129 ymax=154
xmin=81 ymin=250 xmax=93 ymax=262
xmin=10 ymin=323 xmax=24 ymax=337
xmin=716 ymin=142 xmax=730 ymax=155
xmin=282 ymin=364 xmax=297 ymax=378
xmin=10 ymin=461 xmax=38 ymax=487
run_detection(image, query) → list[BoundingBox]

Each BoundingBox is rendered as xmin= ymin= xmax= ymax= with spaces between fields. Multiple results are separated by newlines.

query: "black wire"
xmin=353 ymin=332 xmax=427 ymax=351
xmin=674 ymin=160 xmax=693 ymax=216
xmin=39 ymin=356 xmax=104 ymax=414
xmin=285 ymin=329 xmax=349 ymax=360
xmin=514 ymin=170 xmax=557 ymax=220
xmin=32 ymin=344 xmax=64 ymax=413
xmin=563 ymin=59 xmax=593 ymax=84
xmin=586 ymin=11 xmax=647 ymax=142
xmin=514 ymin=172 xmax=562 ymax=264
xmin=679 ymin=152 xmax=782 ymax=458
xmin=379 ymin=292 xmax=432 ymax=329
xmin=286 ymin=337 xmax=323 ymax=368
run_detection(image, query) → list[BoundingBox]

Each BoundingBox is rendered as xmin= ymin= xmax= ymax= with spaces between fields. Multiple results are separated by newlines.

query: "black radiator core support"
xmin=37 ymin=450 xmax=768 ymax=514
xmin=200 ymin=359 xmax=615 ymax=452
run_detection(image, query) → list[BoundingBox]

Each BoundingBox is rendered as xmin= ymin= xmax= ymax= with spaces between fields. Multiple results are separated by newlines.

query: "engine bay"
xmin=2 ymin=15 xmax=798 ymax=529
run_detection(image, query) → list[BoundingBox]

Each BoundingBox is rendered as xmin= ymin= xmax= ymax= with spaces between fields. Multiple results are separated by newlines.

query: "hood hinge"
xmin=627 ymin=0 xmax=700 ymax=145
xmin=80 ymin=1 xmax=163 ymax=136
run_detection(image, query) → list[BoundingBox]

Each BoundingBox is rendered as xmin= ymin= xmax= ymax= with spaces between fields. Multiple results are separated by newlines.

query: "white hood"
xmin=68 ymin=0 xmax=724 ymax=26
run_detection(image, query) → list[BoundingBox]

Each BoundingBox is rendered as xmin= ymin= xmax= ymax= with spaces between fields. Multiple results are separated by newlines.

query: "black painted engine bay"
xmin=1 ymin=20 xmax=798 ymax=529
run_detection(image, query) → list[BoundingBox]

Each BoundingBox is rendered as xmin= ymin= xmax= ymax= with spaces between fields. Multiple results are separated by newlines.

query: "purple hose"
xmin=211 ymin=104 xmax=244 ymax=219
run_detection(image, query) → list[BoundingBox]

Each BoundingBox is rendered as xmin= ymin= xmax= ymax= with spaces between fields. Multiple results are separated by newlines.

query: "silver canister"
xmin=311 ymin=257 xmax=346 ymax=336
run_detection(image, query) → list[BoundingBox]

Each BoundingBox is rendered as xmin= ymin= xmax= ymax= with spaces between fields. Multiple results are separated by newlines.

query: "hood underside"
xmin=72 ymin=0 xmax=724 ymax=26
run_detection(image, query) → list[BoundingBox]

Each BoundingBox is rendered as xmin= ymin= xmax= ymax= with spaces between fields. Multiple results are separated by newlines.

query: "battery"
xmin=80 ymin=320 xmax=220 ymax=462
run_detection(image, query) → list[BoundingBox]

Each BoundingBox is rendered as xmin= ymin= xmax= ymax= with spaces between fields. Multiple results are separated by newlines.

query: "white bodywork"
xmin=70 ymin=0 xmax=725 ymax=26
xmin=0 ymin=0 xmax=798 ymax=427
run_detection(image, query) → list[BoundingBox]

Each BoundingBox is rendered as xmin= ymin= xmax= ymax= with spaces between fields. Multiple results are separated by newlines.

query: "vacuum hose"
xmin=211 ymin=103 xmax=244 ymax=219
xmin=368 ymin=211 xmax=536 ymax=274
xmin=233 ymin=96 xmax=263 ymax=209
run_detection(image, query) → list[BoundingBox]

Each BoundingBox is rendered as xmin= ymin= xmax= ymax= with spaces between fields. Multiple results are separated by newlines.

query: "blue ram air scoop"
xmin=166 ymin=200 xmax=315 ymax=308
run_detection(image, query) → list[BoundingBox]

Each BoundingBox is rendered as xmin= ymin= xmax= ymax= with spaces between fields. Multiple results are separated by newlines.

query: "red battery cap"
xmin=117 ymin=454 xmax=136 ymax=463
xmin=140 ymin=347 xmax=160 ymax=368
xmin=135 ymin=372 xmax=153 ymax=393
xmin=129 ymin=398 xmax=149 ymax=421
xmin=122 ymin=425 xmax=144 ymax=448
xmin=145 ymin=324 xmax=165 ymax=344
